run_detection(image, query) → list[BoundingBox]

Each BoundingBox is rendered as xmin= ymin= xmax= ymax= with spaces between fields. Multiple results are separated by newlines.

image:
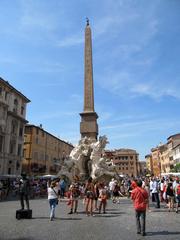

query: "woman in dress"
xmin=85 ymin=177 xmax=95 ymax=216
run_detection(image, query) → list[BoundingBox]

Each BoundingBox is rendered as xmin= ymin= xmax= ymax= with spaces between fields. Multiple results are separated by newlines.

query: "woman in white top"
xmin=48 ymin=181 xmax=59 ymax=221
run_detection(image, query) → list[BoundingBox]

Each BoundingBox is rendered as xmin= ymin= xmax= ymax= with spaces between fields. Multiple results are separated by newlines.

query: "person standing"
xmin=48 ymin=181 xmax=59 ymax=221
xmin=109 ymin=178 xmax=115 ymax=199
xmin=68 ymin=182 xmax=80 ymax=214
xmin=166 ymin=182 xmax=175 ymax=212
xmin=152 ymin=177 xmax=160 ymax=208
xmin=19 ymin=173 xmax=30 ymax=210
xmin=175 ymin=180 xmax=180 ymax=213
xmin=84 ymin=177 xmax=95 ymax=216
xmin=131 ymin=179 xmax=148 ymax=237
xmin=98 ymin=183 xmax=107 ymax=214
xmin=59 ymin=178 xmax=66 ymax=198
xmin=0 ymin=180 xmax=3 ymax=200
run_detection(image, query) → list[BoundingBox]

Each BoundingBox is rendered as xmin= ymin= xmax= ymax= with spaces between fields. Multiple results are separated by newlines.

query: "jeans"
xmin=20 ymin=193 xmax=29 ymax=210
xmin=154 ymin=192 xmax=160 ymax=208
xmin=135 ymin=210 xmax=146 ymax=234
xmin=60 ymin=188 xmax=65 ymax=197
xmin=49 ymin=198 xmax=57 ymax=219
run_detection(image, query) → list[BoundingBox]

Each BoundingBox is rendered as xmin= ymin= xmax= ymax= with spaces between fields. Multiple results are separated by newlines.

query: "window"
xmin=13 ymin=99 xmax=18 ymax=113
xmin=19 ymin=125 xmax=23 ymax=137
xmin=36 ymin=137 xmax=39 ymax=144
xmin=34 ymin=152 xmax=38 ymax=160
xmin=23 ymin=148 xmax=26 ymax=157
xmin=18 ymin=144 xmax=22 ymax=156
xmin=11 ymin=120 xmax=17 ymax=134
xmin=5 ymin=91 xmax=8 ymax=100
xmin=2 ymin=107 xmax=6 ymax=119
xmin=9 ymin=141 xmax=15 ymax=154
xmin=14 ymin=98 xmax=18 ymax=105
xmin=36 ymin=128 xmax=39 ymax=135
xmin=21 ymin=106 xmax=24 ymax=115
xmin=0 ymin=87 xmax=2 ymax=95
xmin=40 ymin=153 xmax=44 ymax=161
xmin=0 ymin=135 xmax=3 ymax=152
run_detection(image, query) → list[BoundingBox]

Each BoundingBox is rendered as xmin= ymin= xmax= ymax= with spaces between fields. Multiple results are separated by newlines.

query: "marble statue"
xmin=57 ymin=135 xmax=116 ymax=181
xmin=90 ymin=136 xmax=116 ymax=179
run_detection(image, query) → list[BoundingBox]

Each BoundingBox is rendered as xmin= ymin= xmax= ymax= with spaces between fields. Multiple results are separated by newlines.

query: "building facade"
xmin=172 ymin=144 xmax=180 ymax=166
xmin=151 ymin=147 xmax=161 ymax=177
xmin=167 ymin=133 xmax=180 ymax=170
xmin=145 ymin=154 xmax=153 ymax=174
xmin=158 ymin=144 xmax=169 ymax=173
xmin=0 ymin=78 xmax=30 ymax=175
xmin=138 ymin=161 xmax=147 ymax=176
xmin=105 ymin=149 xmax=139 ymax=177
xmin=22 ymin=124 xmax=74 ymax=176
xmin=145 ymin=133 xmax=180 ymax=175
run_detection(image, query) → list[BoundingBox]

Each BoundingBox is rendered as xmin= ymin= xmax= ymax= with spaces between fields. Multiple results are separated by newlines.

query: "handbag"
xmin=52 ymin=187 xmax=59 ymax=205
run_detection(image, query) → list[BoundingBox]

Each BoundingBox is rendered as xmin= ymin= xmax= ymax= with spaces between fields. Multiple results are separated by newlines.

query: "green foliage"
xmin=171 ymin=163 xmax=180 ymax=172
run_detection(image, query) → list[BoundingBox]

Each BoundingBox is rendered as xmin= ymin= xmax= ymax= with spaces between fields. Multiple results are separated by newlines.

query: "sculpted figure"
xmin=69 ymin=137 xmax=92 ymax=177
xmin=57 ymin=158 xmax=74 ymax=181
xmin=58 ymin=135 xmax=116 ymax=181
xmin=90 ymin=136 xmax=115 ymax=179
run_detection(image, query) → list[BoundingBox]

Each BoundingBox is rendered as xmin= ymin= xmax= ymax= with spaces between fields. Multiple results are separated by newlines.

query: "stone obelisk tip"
xmin=86 ymin=17 xmax=89 ymax=26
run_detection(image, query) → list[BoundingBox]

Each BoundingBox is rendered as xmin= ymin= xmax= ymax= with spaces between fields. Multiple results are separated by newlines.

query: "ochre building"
xmin=146 ymin=133 xmax=180 ymax=176
xmin=22 ymin=124 xmax=74 ymax=176
xmin=105 ymin=149 xmax=139 ymax=177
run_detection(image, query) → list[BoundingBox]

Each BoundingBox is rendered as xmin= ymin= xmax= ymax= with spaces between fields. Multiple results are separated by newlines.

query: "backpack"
xmin=177 ymin=185 xmax=180 ymax=195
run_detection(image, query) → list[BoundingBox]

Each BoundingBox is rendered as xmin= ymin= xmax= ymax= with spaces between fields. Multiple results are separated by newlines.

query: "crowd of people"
xmin=1 ymin=173 xmax=180 ymax=236
xmin=46 ymin=175 xmax=180 ymax=217
xmin=0 ymin=177 xmax=48 ymax=201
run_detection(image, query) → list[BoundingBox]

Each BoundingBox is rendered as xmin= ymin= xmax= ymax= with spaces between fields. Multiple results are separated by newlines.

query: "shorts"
xmin=86 ymin=191 xmax=94 ymax=199
xmin=176 ymin=195 xmax=180 ymax=204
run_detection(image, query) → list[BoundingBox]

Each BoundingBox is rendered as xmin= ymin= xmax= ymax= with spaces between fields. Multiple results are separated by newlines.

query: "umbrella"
xmin=40 ymin=175 xmax=57 ymax=179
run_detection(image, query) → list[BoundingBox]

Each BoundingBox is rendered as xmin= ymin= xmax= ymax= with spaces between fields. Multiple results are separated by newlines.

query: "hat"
xmin=50 ymin=181 xmax=56 ymax=188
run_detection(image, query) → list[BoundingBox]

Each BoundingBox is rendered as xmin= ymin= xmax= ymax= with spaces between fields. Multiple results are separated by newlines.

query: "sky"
xmin=0 ymin=0 xmax=180 ymax=160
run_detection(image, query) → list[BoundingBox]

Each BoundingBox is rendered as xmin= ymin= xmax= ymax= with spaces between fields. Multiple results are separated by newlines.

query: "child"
xmin=68 ymin=182 xmax=80 ymax=214
xmin=98 ymin=184 xmax=107 ymax=214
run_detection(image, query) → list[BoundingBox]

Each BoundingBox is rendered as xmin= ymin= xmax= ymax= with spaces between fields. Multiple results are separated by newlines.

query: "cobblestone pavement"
xmin=0 ymin=198 xmax=180 ymax=240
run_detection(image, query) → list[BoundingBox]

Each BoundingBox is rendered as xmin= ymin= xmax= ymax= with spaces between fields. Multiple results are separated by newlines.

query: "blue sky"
xmin=0 ymin=0 xmax=180 ymax=160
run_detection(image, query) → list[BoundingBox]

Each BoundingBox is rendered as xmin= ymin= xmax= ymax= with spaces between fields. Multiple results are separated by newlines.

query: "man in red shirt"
xmin=131 ymin=179 xmax=148 ymax=236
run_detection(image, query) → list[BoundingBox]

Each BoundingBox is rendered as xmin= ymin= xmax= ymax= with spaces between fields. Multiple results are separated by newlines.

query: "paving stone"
xmin=0 ymin=198 xmax=180 ymax=240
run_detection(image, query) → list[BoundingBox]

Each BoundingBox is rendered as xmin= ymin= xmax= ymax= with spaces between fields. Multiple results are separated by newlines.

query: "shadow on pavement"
xmin=147 ymin=231 xmax=180 ymax=236
xmin=106 ymin=208 xmax=121 ymax=211
xmin=105 ymin=211 xmax=126 ymax=215
xmin=94 ymin=214 xmax=122 ymax=218
xmin=34 ymin=216 xmax=82 ymax=220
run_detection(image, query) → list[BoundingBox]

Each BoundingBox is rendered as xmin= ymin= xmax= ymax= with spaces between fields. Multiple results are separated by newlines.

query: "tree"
xmin=171 ymin=163 xmax=180 ymax=173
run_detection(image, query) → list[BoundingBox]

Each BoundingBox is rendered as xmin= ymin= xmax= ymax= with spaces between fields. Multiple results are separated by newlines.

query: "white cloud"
xmin=57 ymin=34 xmax=83 ymax=47
xmin=98 ymin=67 xmax=180 ymax=100
xmin=102 ymin=118 xmax=180 ymax=132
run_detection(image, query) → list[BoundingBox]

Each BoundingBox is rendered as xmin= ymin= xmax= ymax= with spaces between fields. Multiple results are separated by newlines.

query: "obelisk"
xmin=80 ymin=19 xmax=98 ymax=141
